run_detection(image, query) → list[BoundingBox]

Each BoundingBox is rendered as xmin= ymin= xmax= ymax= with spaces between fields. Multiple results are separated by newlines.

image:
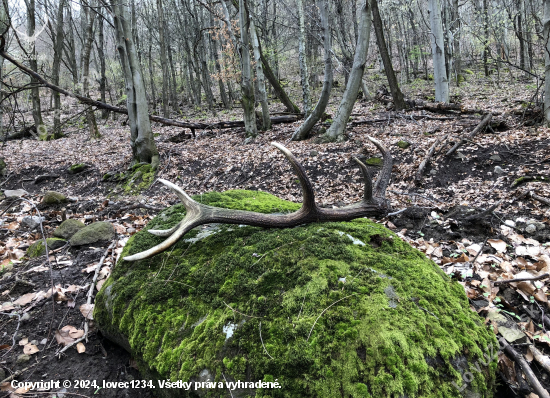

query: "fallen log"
xmin=446 ymin=113 xmax=492 ymax=156
xmin=0 ymin=49 xmax=300 ymax=132
xmin=530 ymin=192 xmax=550 ymax=206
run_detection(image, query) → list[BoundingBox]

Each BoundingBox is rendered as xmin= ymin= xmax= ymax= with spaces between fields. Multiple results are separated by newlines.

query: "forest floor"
xmin=0 ymin=73 xmax=549 ymax=397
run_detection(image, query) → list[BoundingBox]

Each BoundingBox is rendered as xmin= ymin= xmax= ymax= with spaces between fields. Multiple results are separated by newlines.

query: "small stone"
xmin=494 ymin=166 xmax=505 ymax=174
xmin=41 ymin=191 xmax=67 ymax=205
xmin=20 ymin=313 xmax=31 ymax=322
xmin=127 ymin=227 xmax=136 ymax=234
xmin=525 ymin=224 xmax=537 ymax=234
xmin=16 ymin=354 xmax=30 ymax=364
xmin=504 ymin=220 xmax=516 ymax=228
xmin=490 ymin=154 xmax=502 ymax=161
xmin=21 ymin=216 xmax=45 ymax=231
xmin=54 ymin=219 xmax=85 ymax=239
xmin=70 ymin=222 xmax=115 ymax=246
xmin=30 ymin=340 xmax=37 ymax=345
xmin=310 ymin=150 xmax=318 ymax=157
xmin=3 ymin=189 xmax=28 ymax=198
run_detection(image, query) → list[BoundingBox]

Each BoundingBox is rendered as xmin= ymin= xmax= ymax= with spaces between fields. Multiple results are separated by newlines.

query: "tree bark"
xmin=26 ymin=0 xmax=44 ymax=135
xmin=428 ymin=0 xmax=449 ymax=102
xmin=292 ymin=0 xmax=332 ymax=141
xmin=371 ymin=0 xmax=406 ymax=110
xmin=51 ymin=0 xmax=66 ymax=138
xmin=251 ymin=19 xmax=270 ymax=130
xmin=157 ymin=0 xmax=170 ymax=117
xmin=296 ymin=0 xmax=311 ymax=117
xmin=81 ymin=1 xmax=99 ymax=138
xmin=98 ymin=14 xmax=108 ymax=119
xmin=323 ymin=0 xmax=371 ymax=142
xmin=110 ymin=0 xmax=159 ymax=168
xmin=238 ymin=0 xmax=257 ymax=137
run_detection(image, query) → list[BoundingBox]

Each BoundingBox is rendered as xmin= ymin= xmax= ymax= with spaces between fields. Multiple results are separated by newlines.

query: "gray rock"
xmin=494 ymin=166 xmax=505 ymax=174
xmin=70 ymin=222 xmax=115 ymax=246
xmin=21 ymin=216 xmax=45 ymax=231
xmin=4 ymin=189 xmax=28 ymax=198
xmin=525 ymin=224 xmax=537 ymax=234
xmin=16 ymin=354 xmax=30 ymax=364
xmin=310 ymin=150 xmax=318 ymax=156
xmin=54 ymin=219 xmax=85 ymax=239
xmin=430 ymin=169 xmax=437 ymax=175
xmin=21 ymin=313 xmax=31 ymax=322
xmin=41 ymin=191 xmax=67 ymax=205
xmin=489 ymin=154 xmax=502 ymax=161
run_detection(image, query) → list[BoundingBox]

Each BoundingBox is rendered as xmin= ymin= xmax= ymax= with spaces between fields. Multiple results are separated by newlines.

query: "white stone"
xmin=525 ymin=224 xmax=537 ymax=234
xmin=504 ymin=220 xmax=516 ymax=228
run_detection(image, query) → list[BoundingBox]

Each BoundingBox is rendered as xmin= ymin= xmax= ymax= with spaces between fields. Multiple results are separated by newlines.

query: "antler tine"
xmin=271 ymin=142 xmax=317 ymax=212
xmin=366 ymin=136 xmax=393 ymax=198
xmin=352 ymin=157 xmax=373 ymax=202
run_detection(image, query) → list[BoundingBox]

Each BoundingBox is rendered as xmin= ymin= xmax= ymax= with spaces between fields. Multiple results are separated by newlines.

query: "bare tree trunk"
xmin=292 ymin=0 xmax=332 ymax=141
xmin=82 ymin=2 xmax=100 ymax=138
xmin=544 ymin=0 xmax=550 ymax=125
xmin=428 ymin=0 xmax=449 ymax=102
xmin=157 ymin=0 xmax=170 ymax=117
xmin=111 ymin=0 xmax=159 ymax=167
xmin=251 ymin=19 xmax=270 ymax=130
xmin=371 ymin=0 xmax=406 ymax=110
xmin=65 ymin=7 xmax=79 ymax=90
xmin=238 ymin=0 xmax=257 ymax=138
xmin=0 ymin=4 xmax=7 ymax=141
xmin=98 ymin=14 xmax=109 ymax=119
xmin=51 ymin=0 xmax=65 ymax=138
xmin=26 ymin=0 xmax=44 ymax=136
xmin=296 ymin=0 xmax=311 ymax=116
xmin=323 ymin=0 xmax=371 ymax=142
xmin=209 ymin=12 xmax=229 ymax=109
xmin=452 ymin=0 xmax=462 ymax=86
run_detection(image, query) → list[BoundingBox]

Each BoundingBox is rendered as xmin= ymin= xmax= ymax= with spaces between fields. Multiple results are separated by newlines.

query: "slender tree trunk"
xmin=544 ymin=0 xmax=550 ymax=125
xmin=371 ymin=0 xmax=406 ymax=110
xmin=66 ymin=7 xmax=79 ymax=90
xmin=251 ymin=19 xmax=270 ymax=130
xmin=26 ymin=0 xmax=44 ymax=136
xmin=428 ymin=0 xmax=449 ymax=102
xmin=453 ymin=0 xmax=462 ymax=86
xmin=296 ymin=0 xmax=311 ymax=117
xmin=98 ymin=14 xmax=108 ymax=119
xmin=51 ymin=0 xmax=66 ymax=138
xmin=82 ymin=2 xmax=100 ymax=138
xmin=292 ymin=0 xmax=332 ymax=141
xmin=110 ymin=0 xmax=159 ymax=167
xmin=482 ymin=0 xmax=489 ymax=76
xmin=238 ymin=0 xmax=257 ymax=137
xmin=157 ymin=0 xmax=170 ymax=117
xmin=0 ymin=5 xmax=7 ymax=141
xmin=323 ymin=0 xmax=371 ymax=142
xmin=209 ymin=12 xmax=229 ymax=109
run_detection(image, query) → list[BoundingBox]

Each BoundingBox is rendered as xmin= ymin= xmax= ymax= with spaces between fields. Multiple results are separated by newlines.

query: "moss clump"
xmin=463 ymin=69 xmax=474 ymax=75
xmin=70 ymin=221 xmax=115 ymax=246
xmin=364 ymin=157 xmax=383 ymax=166
xmin=397 ymin=140 xmax=411 ymax=149
xmin=95 ymin=190 xmax=497 ymax=398
xmin=54 ymin=219 xmax=85 ymax=239
xmin=27 ymin=238 xmax=66 ymax=258
xmin=123 ymin=164 xmax=155 ymax=194
xmin=68 ymin=163 xmax=88 ymax=174
xmin=41 ymin=191 xmax=67 ymax=205
xmin=511 ymin=175 xmax=549 ymax=188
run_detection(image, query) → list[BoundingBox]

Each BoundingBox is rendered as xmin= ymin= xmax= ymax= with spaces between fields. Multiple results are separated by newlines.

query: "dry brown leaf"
xmin=534 ymin=289 xmax=548 ymax=304
xmin=80 ymin=303 xmax=94 ymax=320
xmin=488 ymin=239 xmax=507 ymax=253
xmin=517 ymin=281 xmax=537 ymax=296
xmin=18 ymin=338 xmax=28 ymax=346
xmin=23 ymin=344 xmax=39 ymax=355
xmin=69 ymin=328 xmax=84 ymax=339
xmin=13 ymin=293 xmax=36 ymax=306
xmin=76 ymin=342 xmax=86 ymax=353
xmin=96 ymin=279 xmax=106 ymax=291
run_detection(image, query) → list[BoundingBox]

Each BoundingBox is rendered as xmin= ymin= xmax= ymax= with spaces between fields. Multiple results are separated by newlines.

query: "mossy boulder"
xmin=27 ymin=238 xmax=66 ymax=258
xmin=68 ymin=163 xmax=88 ymax=174
xmin=53 ymin=219 xmax=86 ymax=239
xmin=41 ymin=191 xmax=67 ymax=205
xmin=95 ymin=190 xmax=497 ymax=398
xmin=70 ymin=222 xmax=115 ymax=246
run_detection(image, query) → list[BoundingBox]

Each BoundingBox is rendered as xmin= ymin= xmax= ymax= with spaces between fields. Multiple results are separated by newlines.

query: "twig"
xmin=387 ymin=208 xmax=407 ymax=217
xmin=415 ymin=134 xmax=449 ymax=184
xmin=259 ymin=322 xmax=273 ymax=359
xmin=529 ymin=345 xmax=550 ymax=374
xmin=493 ymin=273 xmax=549 ymax=286
xmin=307 ymin=294 xmax=357 ymax=341
xmin=221 ymin=373 xmax=234 ymax=398
xmin=446 ymin=113 xmax=492 ymax=156
xmin=464 ymin=199 xmax=503 ymax=221
xmin=499 ymin=337 xmax=550 ymax=398
xmin=471 ymin=237 xmax=488 ymax=265
xmin=530 ymin=192 xmax=550 ymax=206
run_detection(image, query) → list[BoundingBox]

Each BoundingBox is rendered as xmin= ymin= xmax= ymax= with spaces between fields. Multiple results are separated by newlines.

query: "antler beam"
xmin=124 ymin=136 xmax=392 ymax=261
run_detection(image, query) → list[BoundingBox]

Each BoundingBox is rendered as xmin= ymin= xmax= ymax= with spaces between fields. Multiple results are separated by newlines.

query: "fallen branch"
xmin=463 ymin=199 xmax=503 ymax=221
xmin=0 ymin=49 xmax=300 ymax=131
xmin=530 ymin=192 xmax=550 ymax=206
xmin=493 ymin=273 xmax=549 ymax=286
xmin=446 ymin=113 xmax=492 ymax=156
xmin=499 ymin=337 xmax=550 ymax=398
xmin=529 ymin=345 xmax=550 ymax=374
xmin=415 ymin=134 xmax=449 ymax=184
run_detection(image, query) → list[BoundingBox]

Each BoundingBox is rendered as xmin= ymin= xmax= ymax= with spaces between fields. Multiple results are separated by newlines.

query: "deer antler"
xmin=124 ymin=136 xmax=392 ymax=261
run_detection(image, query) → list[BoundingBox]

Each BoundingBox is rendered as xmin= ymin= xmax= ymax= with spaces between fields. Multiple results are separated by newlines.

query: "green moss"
xmin=397 ymin=140 xmax=411 ymax=149
xmin=68 ymin=163 xmax=87 ymax=174
xmin=123 ymin=164 xmax=155 ymax=194
xmin=95 ymin=190 xmax=496 ymax=398
xmin=364 ymin=157 xmax=383 ymax=166
xmin=27 ymin=238 xmax=66 ymax=258
xmin=41 ymin=191 xmax=67 ymax=205
xmin=463 ymin=69 xmax=474 ymax=75
xmin=511 ymin=175 xmax=549 ymax=188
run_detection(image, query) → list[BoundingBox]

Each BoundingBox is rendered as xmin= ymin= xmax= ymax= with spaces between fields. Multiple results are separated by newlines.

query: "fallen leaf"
xmin=80 ymin=303 xmax=94 ymax=320
xmin=488 ymin=239 xmax=507 ymax=253
xmin=76 ymin=342 xmax=86 ymax=353
xmin=23 ymin=344 xmax=39 ymax=355
xmin=18 ymin=338 xmax=28 ymax=346
xmin=13 ymin=293 xmax=36 ymax=306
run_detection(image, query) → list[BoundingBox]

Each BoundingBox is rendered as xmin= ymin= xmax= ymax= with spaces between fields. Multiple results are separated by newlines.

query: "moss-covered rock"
xmin=95 ymin=190 xmax=497 ymax=398
xmin=41 ymin=191 xmax=67 ymax=205
xmin=70 ymin=222 xmax=115 ymax=246
xmin=53 ymin=219 xmax=86 ymax=239
xmin=396 ymin=140 xmax=411 ymax=149
xmin=124 ymin=163 xmax=155 ymax=194
xmin=27 ymin=238 xmax=66 ymax=258
xmin=68 ymin=163 xmax=88 ymax=174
